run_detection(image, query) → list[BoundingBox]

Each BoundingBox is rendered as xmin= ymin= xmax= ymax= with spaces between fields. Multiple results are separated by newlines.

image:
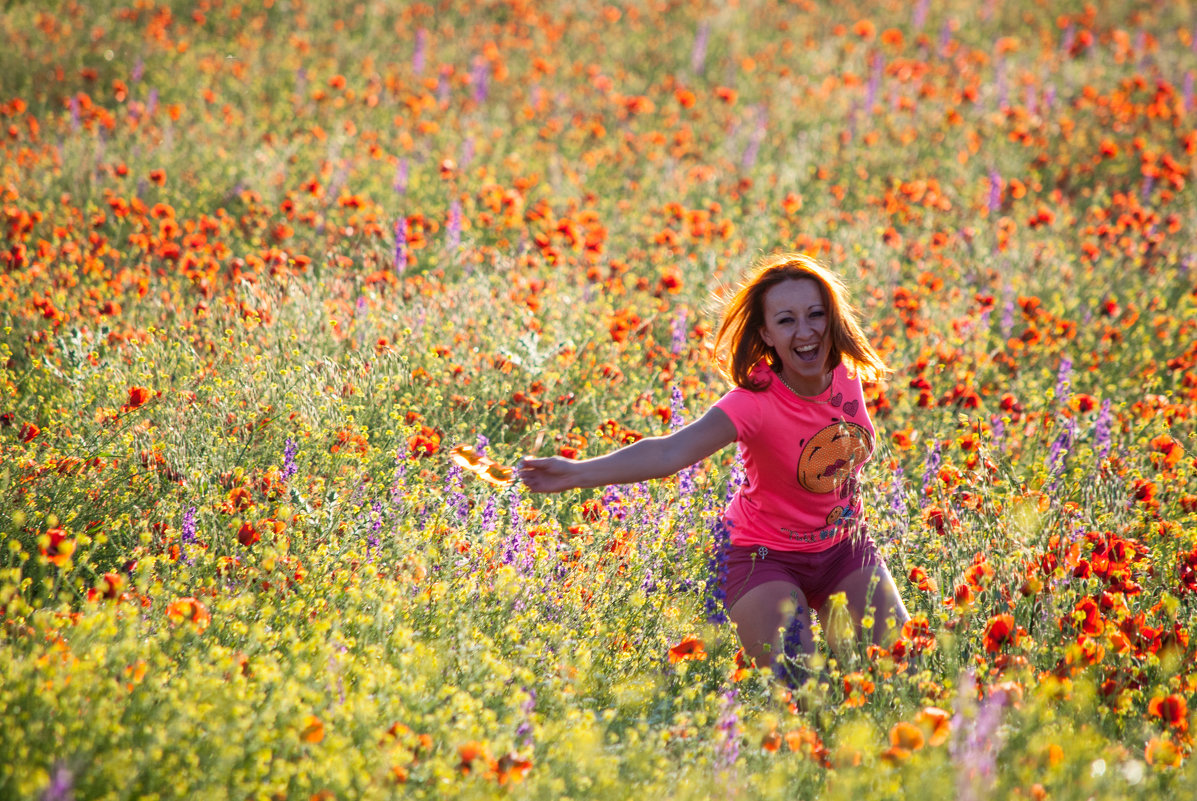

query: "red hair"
xmin=712 ymin=252 xmax=889 ymax=390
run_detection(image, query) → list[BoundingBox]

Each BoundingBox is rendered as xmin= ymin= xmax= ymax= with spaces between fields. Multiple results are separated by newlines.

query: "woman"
xmin=519 ymin=253 xmax=909 ymax=675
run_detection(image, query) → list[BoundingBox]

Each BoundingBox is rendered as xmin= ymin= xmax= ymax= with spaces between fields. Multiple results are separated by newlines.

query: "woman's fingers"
xmin=518 ymin=456 xmax=574 ymax=492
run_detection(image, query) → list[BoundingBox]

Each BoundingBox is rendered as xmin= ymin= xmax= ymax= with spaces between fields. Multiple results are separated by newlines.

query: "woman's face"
xmin=759 ymin=278 xmax=830 ymax=394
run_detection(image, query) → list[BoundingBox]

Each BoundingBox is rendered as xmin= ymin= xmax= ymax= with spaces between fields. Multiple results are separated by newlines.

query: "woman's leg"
xmin=728 ymin=580 xmax=815 ymax=671
xmin=824 ymin=562 xmax=910 ymax=649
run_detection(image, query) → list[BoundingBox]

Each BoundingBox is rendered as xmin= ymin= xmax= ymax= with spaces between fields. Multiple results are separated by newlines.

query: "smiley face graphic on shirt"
xmin=796 ymin=420 xmax=873 ymax=494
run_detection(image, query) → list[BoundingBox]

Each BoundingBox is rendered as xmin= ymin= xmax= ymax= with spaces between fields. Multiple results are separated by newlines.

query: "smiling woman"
xmin=520 ymin=252 xmax=909 ymax=680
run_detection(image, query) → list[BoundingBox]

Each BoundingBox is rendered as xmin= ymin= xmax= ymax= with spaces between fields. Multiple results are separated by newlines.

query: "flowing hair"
xmin=712 ymin=252 xmax=889 ymax=390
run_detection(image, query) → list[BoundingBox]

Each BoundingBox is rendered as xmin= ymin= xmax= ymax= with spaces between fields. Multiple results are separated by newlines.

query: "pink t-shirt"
xmin=714 ymin=360 xmax=876 ymax=552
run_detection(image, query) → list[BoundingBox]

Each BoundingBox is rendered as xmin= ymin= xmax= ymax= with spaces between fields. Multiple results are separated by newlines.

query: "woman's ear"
xmin=759 ymin=326 xmax=774 ymax=349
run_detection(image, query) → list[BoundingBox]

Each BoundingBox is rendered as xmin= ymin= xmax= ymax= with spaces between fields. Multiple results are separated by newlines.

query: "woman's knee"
xmin=728 ymin=580 xmax=814 ymax=666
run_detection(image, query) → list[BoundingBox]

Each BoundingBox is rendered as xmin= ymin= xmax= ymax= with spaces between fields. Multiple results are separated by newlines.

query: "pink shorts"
xmin=720 ymin=531 xmax=883 ymax=612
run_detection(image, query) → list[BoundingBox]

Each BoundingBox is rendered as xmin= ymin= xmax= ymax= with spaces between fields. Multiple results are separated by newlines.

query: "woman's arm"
xmin=518 ymin=407 xmax=738 ymax=493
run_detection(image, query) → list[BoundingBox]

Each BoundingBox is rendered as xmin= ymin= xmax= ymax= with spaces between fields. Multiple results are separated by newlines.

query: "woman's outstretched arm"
xmin=518 ymin=407 xmax=737 ymax=493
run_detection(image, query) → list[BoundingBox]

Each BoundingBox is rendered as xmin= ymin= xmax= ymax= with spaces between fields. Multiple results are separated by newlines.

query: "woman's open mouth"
xmin=794 ymin=344 xmax=820 ymax=362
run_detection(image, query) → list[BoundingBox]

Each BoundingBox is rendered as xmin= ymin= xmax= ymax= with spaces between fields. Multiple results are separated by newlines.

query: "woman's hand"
xmin=518 ymin=455 xmax=582 ymax=493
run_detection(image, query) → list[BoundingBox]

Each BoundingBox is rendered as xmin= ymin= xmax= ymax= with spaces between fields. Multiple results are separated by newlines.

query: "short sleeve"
xmin=714 ymin=386 xmax=764 ymax=441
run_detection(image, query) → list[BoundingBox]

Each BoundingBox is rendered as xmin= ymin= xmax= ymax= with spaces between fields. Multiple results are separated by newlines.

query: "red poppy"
xmin=1149 ymin=694 xmax=1189 ymax=732
xmin=407 ymin=426 xmax=441 ymax=457
xmin=125 ymin=386 xmax=152 ymax=410
xmin=668 ymin=636 xmax=707 ymax=663
xmin=237 ymin=522 xmax=260 ymax=547
xmin=983 ymin=614 xmax=1021 ymax=653
xmin=19 ymin=422 xmax=40 ymax=442
xmin=495 ymin=753 xmax=533 ymax=785
xmin=40 ymin=528 xmax=75 ymax=567
xmin=457 ymin=741 xmax=496 ymax=775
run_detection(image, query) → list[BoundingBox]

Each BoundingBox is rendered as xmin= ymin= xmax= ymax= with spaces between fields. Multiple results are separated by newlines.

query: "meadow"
xmin=2 ymin=0 xmax=1196 ymax=798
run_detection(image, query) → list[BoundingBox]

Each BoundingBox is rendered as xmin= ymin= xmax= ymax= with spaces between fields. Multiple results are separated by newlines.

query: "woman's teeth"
xmin=795 ymin=346 xmax=819 ymax=362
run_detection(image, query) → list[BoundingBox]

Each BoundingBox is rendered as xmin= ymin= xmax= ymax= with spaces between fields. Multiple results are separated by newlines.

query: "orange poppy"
xmin=448 ymin=444 xmax=514 ymax=486
xmin=300 ymin=715 xmax=325 ymax=744
xmin=916 ymin=706 xmax=951 ymax=746
xmin=889 ymin=721 xmax=925 ymax=751
xmin=165 ymin=597 xmax=211 ymax=632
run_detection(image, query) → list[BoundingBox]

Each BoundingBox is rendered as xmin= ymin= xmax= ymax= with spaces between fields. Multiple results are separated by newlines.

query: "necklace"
xmin=776 ymin=369 xmax=834 ymax=403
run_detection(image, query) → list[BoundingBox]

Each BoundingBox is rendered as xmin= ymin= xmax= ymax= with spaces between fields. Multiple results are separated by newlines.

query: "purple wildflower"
xmin=995 ymin=59 xmax=1008 ymax=109
xmin=725 ymin=452 xmax=746 ymax=504
xmin=987 ymin=170 xmax=1002 ymax=214
xmin=938 ymin=21 xmax=952 ymax=56
xmin=282 ymin=438 xmax=299 ymax=480
xmin=179 ymin=505 xmax=197 ymax=564
xmin=889 ymin=466 xmax=906 ymax=514
xmin=691 ymin=22 xmax=710 ymax=75
xmin=920 ymin=441 xmax=941 ymax=506
xmin=446 ymin=201 xmax=462 ymax=252
xmin=601 ymin=484 xmax=627 ymax=521
xmin=1055 ymin=357 xmax=1072 ymax=405
xmin=460 ymin=137 xmax=475 ymax=170
xmin=704 ymin=518 xmax=732 ymax=624
xmin=481 ymin=495 xmax=499 ymax=533
xmin=670 ymin=308 xmax=688 ymax=354
xmin=641 ymin=567 xmax=658 ymax=595
xmin=950 ymin=673 xmax=1007 ymax=801
xmin=69 ymin=95 xmax=81 ymax=130
xmin=471 ymin=57 xmax=489 ymax=104
xmin=132 ymin=58 xmax=145 ymax=83
xmin=990 ymin=416 xmax=1006 ymax=453
xmin=412 ymin=28 xmax=428 ymax=75
xmin=1046 ymin=418 xmax=1075 ymax=480
xmin=392 ymin=450 xmax=409 ymax=505
xmin=866 ymin=52 xmax=883 ymax=111
xmin=146 ymin=88 xmax=158 ymax=118
xmin=371 ymin=500 xmax=384 ymax=533
xmin=1061 ymin=24 xmax=1075 ymax=54
xmin=1184 ymin=71 xmax=1194 ymax=113
xmin=367 ymin=501 xmax=383 ymax=555
xmin=1093 ymin=399 xmax=1112 ymax=460
xmin=393 ymin=158 xmax=409 ymax=195
xmin=715 ymin=688 xmax=741 ymax=772
xmin=394 ymin=218 xmax=408 ymax=274
xmin=912 ymin=0 xmax=929 ymax=29
xmin=741 ymin=106 xmax=768 ymax=170
xmin=181 ymin=506 xmax=197 ymax=546
xmin=1000 ymin=294 xmax=1015 ymax=337
xmin=515 ymin=688 xmax=536 ymax=746
xmin=447 ymin=465 xmax=469 ymax=522
xmin=503 ymin=491 xmax=533 ymax=574
xmin=669 ymin=385 xmax=685 ymax=432
xmin=40 ymin=762 xmax=74 ymax=801
xmin=780 ymin=607 xmax=808 ymax=679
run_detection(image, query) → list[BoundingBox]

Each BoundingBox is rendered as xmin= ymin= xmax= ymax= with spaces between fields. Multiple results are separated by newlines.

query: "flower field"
xmin=3 ymin=0 xmax=1197 ymax=797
